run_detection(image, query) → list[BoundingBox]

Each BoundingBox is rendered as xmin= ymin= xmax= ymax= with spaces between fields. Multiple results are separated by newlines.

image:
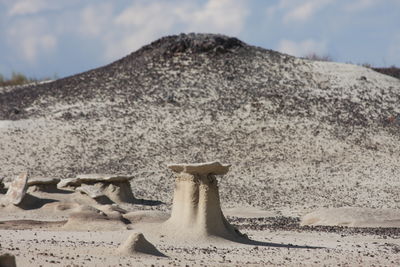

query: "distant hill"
xmin=1 ymin=33 xmax=399 ymax=212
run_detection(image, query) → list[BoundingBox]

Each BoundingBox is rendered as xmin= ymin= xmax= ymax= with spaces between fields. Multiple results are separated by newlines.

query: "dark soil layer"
xmin=373 ymin=67 xmax=400 ymax=80
xmin=230 ymin=216 xmax=400 ymax=238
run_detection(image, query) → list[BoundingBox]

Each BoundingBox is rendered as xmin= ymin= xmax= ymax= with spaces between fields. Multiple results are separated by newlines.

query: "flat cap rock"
xmin=167 ymin=161 xmax=230 ymax=175
xmin=58 ymin=174 xmax=133 ymax=188
xmin=28 ymin=177 xmax=60 ymax=186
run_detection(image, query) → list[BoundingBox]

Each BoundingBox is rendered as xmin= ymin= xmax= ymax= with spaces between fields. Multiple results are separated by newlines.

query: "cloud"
xmin=80 ymin=3 xmax=114 ymax=37
xmin=6 ymin=18 xmax=57 ymax=63
xmin=267 ymin=0 xmax=333 ymax=23
xmin=284 ymin=0 xmax=333 ymax=23
xmin=7 ymin=0 xmax=48 ymax=16
xmin=78 ymin=0 xmax=250 ymax=60
xmin=2 ymin=0 xmax=250 ymax=65
xmin=185 ymin=0 xmax=249 ymax=34
xmin=107 ymin=1 xmax=177 ymax=59
xmin=5 ymin=0 xmax=77 ymax=16
xmin=278 ymin=39 xmax=327 ymax=57
xmin=343 ymin=0 xmax=377 ymax=12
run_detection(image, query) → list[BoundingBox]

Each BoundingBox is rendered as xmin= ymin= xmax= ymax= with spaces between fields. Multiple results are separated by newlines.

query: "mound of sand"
xmin=116 ymin=232 xmax=166 ymax=257
xmin=301 ymin=207 xmax=400 ymax=227
xmin=62 ymin=205 xmax=130 ymax=231
xmin=162 ymin=162 xmax=245 ymax=241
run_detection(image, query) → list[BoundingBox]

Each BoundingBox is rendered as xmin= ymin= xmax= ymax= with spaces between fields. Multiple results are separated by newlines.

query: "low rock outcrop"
xmin=57 ymin=174 xmax=135 ymax=204
xmin=5 ymin=172 xmax=29 ymax=205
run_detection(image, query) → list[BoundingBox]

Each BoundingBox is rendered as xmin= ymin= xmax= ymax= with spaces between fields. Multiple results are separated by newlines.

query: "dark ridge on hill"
xmin=373 ymin=67 xmax=400 ymax=80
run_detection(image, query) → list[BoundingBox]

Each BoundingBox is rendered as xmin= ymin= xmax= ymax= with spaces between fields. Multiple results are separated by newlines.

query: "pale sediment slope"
xmin=0 ymin=33 xmax=399 ymax=213
xmin=301 ymin=207 xmax=400 ymax=227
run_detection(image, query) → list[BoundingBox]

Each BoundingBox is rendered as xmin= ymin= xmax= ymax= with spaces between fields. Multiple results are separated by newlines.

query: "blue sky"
xmin=0 ymin=0 xmax=399 ymax=79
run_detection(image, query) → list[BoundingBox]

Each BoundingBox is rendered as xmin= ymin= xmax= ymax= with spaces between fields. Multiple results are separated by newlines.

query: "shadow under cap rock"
xmin=117 ymin=232 xmax=167 ymax=257
xmin=27 ymin=177 xmax=70 ymax=194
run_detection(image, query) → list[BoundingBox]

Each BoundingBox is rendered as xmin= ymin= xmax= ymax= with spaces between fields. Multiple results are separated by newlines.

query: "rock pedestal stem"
xmin=165 ymin=161 xmax=243 ymax=240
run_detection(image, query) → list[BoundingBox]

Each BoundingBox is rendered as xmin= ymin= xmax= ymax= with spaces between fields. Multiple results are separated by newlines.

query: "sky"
xmin=0 ymin=0 xmax=399 ymax=79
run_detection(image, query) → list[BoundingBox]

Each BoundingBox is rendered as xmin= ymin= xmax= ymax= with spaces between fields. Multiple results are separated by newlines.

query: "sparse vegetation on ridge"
xmin=0 ymin=72 xmax=56 ymax=87
xmin=0 ymin=72 xmax=35 ymax=87
xmin=303 ymin=53 xmax=333 ymax=62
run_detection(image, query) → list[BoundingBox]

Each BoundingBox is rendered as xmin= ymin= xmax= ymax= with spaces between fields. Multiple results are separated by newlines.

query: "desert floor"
xmin=1 ymin=197 xmax=399 ymax=266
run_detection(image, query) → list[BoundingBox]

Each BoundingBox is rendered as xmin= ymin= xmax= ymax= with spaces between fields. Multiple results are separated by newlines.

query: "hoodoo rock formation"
xmin=57 ymin=174 xmax=135 ymax=204
xmin=164 ymin=161 xmax=245 ymax=241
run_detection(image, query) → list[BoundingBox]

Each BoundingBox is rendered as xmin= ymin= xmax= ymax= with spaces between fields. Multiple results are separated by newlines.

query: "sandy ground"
xmin=1 ymin=188 xmax=400 ymax=266
xmin=1 ymin=217 xmax=399 ymax=266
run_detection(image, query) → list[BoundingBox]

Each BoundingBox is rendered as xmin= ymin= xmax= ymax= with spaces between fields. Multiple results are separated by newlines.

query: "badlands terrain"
xmin=0 ymin=33 xmax=400 ymax=266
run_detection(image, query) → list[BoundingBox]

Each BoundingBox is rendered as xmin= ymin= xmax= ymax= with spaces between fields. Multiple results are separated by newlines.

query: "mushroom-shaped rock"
xmin=0 ymin=253 xmax=17 ymax=267
xmin=117 ymin=232 xmax=166 ymax=257
xmin=5 ymin=172 xmax=29 ymax=205
xmin=163 ymin=161 xmax=245 ymax=241
xmin=57 ymin=174 xmax=135 ymax=204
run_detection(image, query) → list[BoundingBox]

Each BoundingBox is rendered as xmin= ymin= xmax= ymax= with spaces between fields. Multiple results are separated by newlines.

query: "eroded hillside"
xmin=1 ymin=33 xmax=399 ymax=213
